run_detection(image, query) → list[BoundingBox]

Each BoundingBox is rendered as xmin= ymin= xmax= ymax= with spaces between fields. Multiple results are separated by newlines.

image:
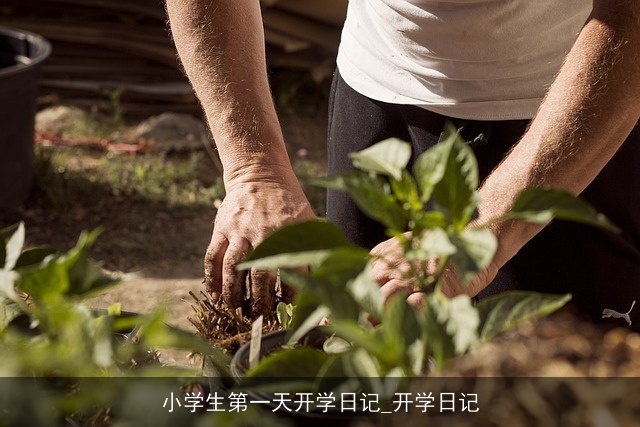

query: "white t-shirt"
xmin=336 ymin=0 xmax=592 ymax=120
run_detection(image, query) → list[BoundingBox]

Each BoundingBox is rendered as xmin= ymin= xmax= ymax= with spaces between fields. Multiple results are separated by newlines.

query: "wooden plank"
xmin=44 ymin=64 xmax=184 ymax=79
xmin=0 ymin=19 xmax=179 ymax=67
xmin=262 ymin=8 xmax=341 ymax=52
xmin=4 ymin=0 xmax=339 ymax=118
xmin=40 ymin=79 xmax=194 ymax=97
xmin=267 ymin=50 xmax=335 ymax=81
xmin=40 ymin=0 xmax=167 ymax=21
xmin=269 ymin=0 xmax=347 ymax=26
xmin=3 ymin=18 xmax=170 ymax=47
xmin=264 ymin=28 xmax=311 ymax=53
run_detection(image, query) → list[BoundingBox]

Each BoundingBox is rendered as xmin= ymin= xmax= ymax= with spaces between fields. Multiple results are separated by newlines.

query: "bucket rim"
xmin=0 ymin=25 xmax=52 ymax=78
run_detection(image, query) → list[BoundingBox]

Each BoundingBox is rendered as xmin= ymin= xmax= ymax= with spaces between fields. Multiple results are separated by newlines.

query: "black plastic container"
xmin=231 ymin=328 xmax=373 ymax=427
xmin=0 ymin=26 xmax=51 ymax=209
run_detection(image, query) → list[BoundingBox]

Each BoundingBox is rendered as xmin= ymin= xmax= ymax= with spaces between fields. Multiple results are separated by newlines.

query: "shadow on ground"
xmin=1 ymin=173 xmax=213 ymax=279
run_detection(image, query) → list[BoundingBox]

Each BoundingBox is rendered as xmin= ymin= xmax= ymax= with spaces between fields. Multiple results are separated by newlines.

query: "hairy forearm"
xmin=478 ymin=0 xmax=640 ymax=268
xmin=165 ymin=0 xmax=292 ymax=183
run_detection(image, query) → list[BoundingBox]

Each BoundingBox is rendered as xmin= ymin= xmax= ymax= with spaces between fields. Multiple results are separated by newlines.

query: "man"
xmin=165 ymin=0 xmax=640 ymax=329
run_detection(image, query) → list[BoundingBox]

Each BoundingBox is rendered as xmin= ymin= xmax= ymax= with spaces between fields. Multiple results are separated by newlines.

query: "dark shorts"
xmin=326 ymin=69 xmax=640 ymax=330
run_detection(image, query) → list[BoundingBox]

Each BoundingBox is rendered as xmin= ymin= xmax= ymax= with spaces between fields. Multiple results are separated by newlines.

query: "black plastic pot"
xmin=231 ymin=328 xmax=372 ymax=427
xmin=0 ymin=26 xmax=51 ymax=209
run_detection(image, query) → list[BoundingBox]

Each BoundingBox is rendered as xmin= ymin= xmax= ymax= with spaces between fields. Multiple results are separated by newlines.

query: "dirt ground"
xmin=4 ymin=99 xmax=640 ymax=384
xmin=0 ymin=110 xmax=328 ymax=366
xmin=1 ymin=182 xmax=214 ymax=366
xmin=4 ymin=98 xmax=640 ymax=427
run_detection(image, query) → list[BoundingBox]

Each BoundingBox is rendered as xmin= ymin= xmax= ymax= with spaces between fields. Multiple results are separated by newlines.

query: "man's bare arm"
xmin=166 ymin=0 xmax=288 ymax=177
xmin=165 ymin=0 xmax=314 ymax=315
xmin=374 ymin=0 xmax=640 ymax=301
xmin=474 ymin=0 xmax=640 ymax=284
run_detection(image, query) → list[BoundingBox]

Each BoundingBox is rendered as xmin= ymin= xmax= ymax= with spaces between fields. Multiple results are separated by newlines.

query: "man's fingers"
xmin=221 ymin=237 xmax=251 ymax=309
xmin=249 ymin=268 xmax=276 ymax=316
xmin=381 ymin=278 xmax=424 ymax=312
xmin=379 ymin=278 xmax=416 ymax=301
xmin=406 ymin=292 xmax=426 ymax=310
xmin=204 ymin=233 xmax=228 ymax=299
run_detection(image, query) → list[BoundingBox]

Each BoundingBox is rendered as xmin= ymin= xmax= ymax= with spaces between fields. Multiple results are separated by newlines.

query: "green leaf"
xmin=0 ymin=295 xmax=23 ymax=331
xmin=277 ymin=269 xmax=314 ymax=294
xmin=280 ymin=268 xmax=360 ymax=325
xmin=504 ymin=187 xmax=619 ymax=232
xmin=413 ymin=210 xmax=448 ymax=230
xmin=381 ymin=293 xmax=422 ymax=365
xmin=413 ymin=140 xmax=450 ymax=203
xmin=347 ymin=348 xmax=381 ymax=377
xmin=0 ymin=223 xmax=21 ymax=269
xmin=428 ymin=293 xmax=479 ymax=355
xmin=18 ymin=255 xmax=70 ymax=304
xmin=346 ymin=263 xmax=384 ymax=321
xmin=431 ymin=126 xmax=479 ymax=228
xmin=310 ymin=247 xmax=370 ymax=284
xmin=272 ymin=248 xmax=369 ymax=314
xmin=449 ymin=228 xmax=498 ymax=284
xmin=322 ymin=335 xmax=351 ymax=354
xmin=133 ymin=307 xmax=231 ymax=374
xmin=75 ymin=274 xmax=123 ymax=299
xmin=406 ymin=337 xmax=427 ymax=376
xmin=92 ymin=313 xmax=115 ymax=368
xmin=246 ymin=220 xmax=351 ymax=260
xmin=276 ymin=302 xmax=294 ymax=329
xmin=18 ymin=227 xmax=116 ymax=302
xmin=239 ymin=250 xmax=333 ymax=271
xmin=0 ymin=269 xmax=28 ymax=331
xmin=315 ymin=173 xmax=409 ymax=231
xmin=348 ymin=138 xmax=411 ymax=180
xmin=315 ymin=355 xmax=354 ymax=392
xmin=65 ymin=229 xmax=111 ymax=296
xmin=245 ymin=347 xmax=330 ymax=379
xmin=239 ymin=221 xmax=354 ymax=270
xmin=411 ymin=228 xmax=457 ymax=260
xmin=285 ymin=295 xmax=329 ymax=346
xmin=328 ymin=320 xmax=391 ymax=365
xmin=0 ymin=269 xmax=19 ymax=300
xmin=309 ymin=248 xmax=370 ymax=321
xmin=15 ymin=247 xmax=57 ymax=269
xmin=3 ymin=222 xmax=25 ymax=271
xmin=422 ymin=300 xmax=455 ymax=370
xmin=390 ymin=170 xmax=422 ymax=212
xmin=107 ymin=303 xmax=122 ymax=316
xmin=340 ymin=350 xmax=404 ymax=398
xmin=476 ymin=291 xmax=571 ymax=341
xmin=112 ymin=314 xmax=141 ymax=336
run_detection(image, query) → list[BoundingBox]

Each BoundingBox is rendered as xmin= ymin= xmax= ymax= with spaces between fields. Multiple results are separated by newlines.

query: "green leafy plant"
xmin=237 ymin=124 xmax=617 ymax=401
xmin=0 ymin=222 xmax=233 ymax=426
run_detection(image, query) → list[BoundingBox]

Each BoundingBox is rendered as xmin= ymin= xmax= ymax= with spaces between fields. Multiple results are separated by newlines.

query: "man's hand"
xmin=370 ymin=235 xmax=418 ymax=303
xmin=204 ymin=173 xmax=315 ymax=317
xmin=165 ymin=1 xmax=315 ymax=317
xmin=370 ymin=234 xmax=498 ymax=307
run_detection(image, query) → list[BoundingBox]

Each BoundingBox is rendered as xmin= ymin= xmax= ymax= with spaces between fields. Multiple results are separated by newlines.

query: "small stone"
xmin=535 ymin=359 xmax=583 ymax=377
xmin=35 ymin=105 xmax=90 ymax=135
xmin=558 ymin=334 xmax=593 ymax=359
xmin=603 ymin=328 xmax=629 ymax=350
xmin=132 ymin=112 xmax=212 ymax=153
xmin=625 ymin=332 xmax=640 ymax=352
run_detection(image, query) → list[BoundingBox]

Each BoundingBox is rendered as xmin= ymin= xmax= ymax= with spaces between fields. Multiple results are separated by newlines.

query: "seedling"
xmin=237 ymin=124 xmax=617 ymax=401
